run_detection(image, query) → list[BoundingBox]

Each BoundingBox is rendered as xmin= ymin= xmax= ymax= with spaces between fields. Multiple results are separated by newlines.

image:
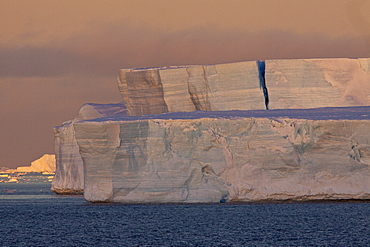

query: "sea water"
xmin=1 ymin=181 xmax=370 ymax=246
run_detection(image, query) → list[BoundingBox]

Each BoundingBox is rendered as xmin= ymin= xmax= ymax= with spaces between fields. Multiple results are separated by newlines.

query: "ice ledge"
xmin=80 ymin=106 xmax=370 ymax=123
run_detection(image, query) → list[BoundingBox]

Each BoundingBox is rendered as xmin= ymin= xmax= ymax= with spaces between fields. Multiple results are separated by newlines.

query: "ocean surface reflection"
xmin=1 ymin=183 xmax=370 ymax=246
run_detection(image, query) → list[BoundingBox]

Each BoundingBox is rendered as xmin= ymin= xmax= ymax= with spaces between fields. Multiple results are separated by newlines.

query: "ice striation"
xmin=266 ymin=58 xmax=370 ymax=109
xmin=118 ymin=61 xmax=266 ymax=116
xmin=75 ymin=107 xmax=370 ymax=203
xmin=51 ymin=103 xmax=127 ymax=194
xmin=118 ymin=58 xmax=370 ymax=115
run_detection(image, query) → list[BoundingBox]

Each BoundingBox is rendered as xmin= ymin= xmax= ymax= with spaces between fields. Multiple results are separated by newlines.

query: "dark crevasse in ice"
xmin=257 ymin=60 xmax=269 ymax=110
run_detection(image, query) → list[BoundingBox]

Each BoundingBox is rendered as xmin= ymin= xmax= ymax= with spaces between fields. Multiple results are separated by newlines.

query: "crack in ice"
xmin=257 ymin=60 xmax=269 ymax=110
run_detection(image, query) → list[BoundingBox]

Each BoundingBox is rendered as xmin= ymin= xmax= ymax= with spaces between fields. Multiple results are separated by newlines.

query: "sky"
xmin=1 ymin=0 xmax=370 ymax=168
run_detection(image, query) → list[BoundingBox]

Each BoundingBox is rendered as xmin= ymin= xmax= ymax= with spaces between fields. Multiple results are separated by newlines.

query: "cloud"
xmin=0 ymin=47 xmax=81 ymax=77
xmin=1 ymin=23 xmax=369 ymax=79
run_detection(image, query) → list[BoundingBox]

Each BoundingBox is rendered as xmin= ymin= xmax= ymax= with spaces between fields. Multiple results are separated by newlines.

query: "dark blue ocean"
xmin=1 ymin=182 xmax=370 ymax=246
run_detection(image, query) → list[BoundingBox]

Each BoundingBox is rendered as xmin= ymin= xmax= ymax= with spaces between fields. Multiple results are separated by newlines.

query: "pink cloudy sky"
xmin=1 ymin=0 xmax=370 ymax=168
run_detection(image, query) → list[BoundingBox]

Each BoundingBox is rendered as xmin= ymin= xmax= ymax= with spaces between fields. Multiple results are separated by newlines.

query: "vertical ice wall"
xmin=118 ymin=69 xmax=168 ymax=116
xmin=74 ymin=110 xmax=370 ymax=203
xmin=265 ymin=58 xmax=370 ymax=109
xmin=118 ymin=58 xmax=370 ymax=114
xmin=117 ymin=61 xmax=266 ymax=116
xmin=52 ymin=103 xmax=127 ymax=194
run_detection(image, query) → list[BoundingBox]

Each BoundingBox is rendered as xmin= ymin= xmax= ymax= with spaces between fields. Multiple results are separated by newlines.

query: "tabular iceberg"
xmin=54 ymin=57 xmax=370 ymax=203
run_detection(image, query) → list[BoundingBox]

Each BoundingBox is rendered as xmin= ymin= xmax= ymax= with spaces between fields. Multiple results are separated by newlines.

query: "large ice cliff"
xmin=54 ymin=57 xmax=370 ymax=203
xmin=51 ymin=103 xmax=127 ymax=194
xmin=118 ymin=61 xmax=265 ymax=115
xmin=118 ymin=58 xmax=370 ymax=115
xmin=74 ymin=107 xmax=370 ymax=203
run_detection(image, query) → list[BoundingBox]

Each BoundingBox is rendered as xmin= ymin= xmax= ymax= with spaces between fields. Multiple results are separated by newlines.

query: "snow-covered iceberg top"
xmin=81 ymin=106 xmax=370 ymax=123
